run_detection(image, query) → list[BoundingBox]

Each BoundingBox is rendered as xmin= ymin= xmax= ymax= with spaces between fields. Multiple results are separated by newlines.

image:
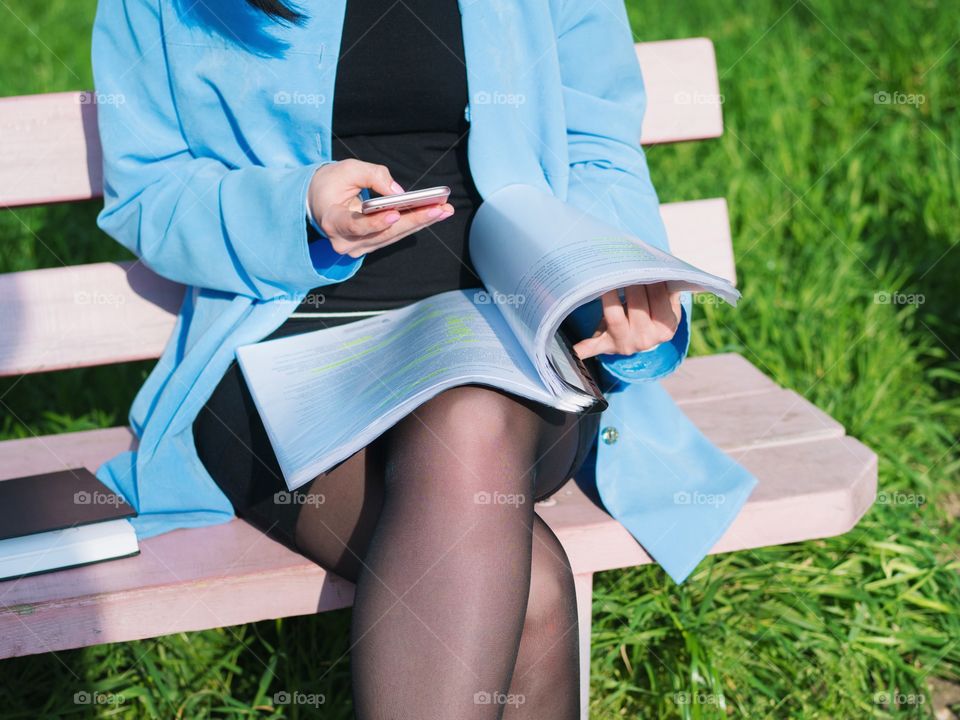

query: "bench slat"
xmin=0 ymin=432 xmax=876 ymax=607
xmin=0 ymin=198 xmax=735 ymax=377
xmin=0 ymin=353 xmax=773 ymax=481
xmin=0 ymin=39 xmax=721 ymax=209
xmin=550 ymin=435 xmax=877 ymax=575
xmin=0 ymin=519 xmax=357 ymax=658
xmin=659 ymin=198 xmax=736 ymax=284
xmin=660 ymin=352 xmax=774 ymax=404
xmin=0 ymin=432 xmax=877 ymax=659
xmin=0 ymin=353 xmax=877 ymax=658
xmin=0 ymin=260 xmax=183 ymax=376
xmin=0 ymin=92 xmax=103 ymax=208
xmin=681 ymin=388 xmax=844 ymax=452
xmin=635 ymin=38 xmax=723 ymax=144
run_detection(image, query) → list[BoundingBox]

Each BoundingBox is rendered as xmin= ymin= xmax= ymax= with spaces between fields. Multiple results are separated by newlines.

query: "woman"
xmin=91 ymin=0 xmax=691 ymax=717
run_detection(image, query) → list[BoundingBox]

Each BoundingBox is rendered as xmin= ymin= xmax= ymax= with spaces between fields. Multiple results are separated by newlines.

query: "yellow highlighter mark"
xmin=310 ymin=309 xmax=444 ymax=375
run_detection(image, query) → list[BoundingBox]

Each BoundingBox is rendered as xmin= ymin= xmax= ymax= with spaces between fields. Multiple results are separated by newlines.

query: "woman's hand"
xmin=573 ymin=283 xmax=682 ymax=359
xmin=307 ymin=159 xmax=454 ymax=258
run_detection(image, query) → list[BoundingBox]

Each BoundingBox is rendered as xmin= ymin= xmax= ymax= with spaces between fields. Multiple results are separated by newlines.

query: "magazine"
xmin=236 ymin=184 xmax=740 ymax=491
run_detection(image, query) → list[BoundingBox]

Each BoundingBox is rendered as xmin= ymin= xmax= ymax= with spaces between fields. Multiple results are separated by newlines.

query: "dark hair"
xmin=245 ymin=0 xmax=304 ymax=23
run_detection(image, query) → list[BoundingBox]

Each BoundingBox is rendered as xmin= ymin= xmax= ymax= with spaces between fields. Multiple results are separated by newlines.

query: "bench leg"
xmin=574 ymin=571 xmax=594 ymax=720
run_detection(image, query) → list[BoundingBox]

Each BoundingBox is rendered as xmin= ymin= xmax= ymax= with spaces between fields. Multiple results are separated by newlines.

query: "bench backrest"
xmin=0 ymin=38 xmax=731 ymax=377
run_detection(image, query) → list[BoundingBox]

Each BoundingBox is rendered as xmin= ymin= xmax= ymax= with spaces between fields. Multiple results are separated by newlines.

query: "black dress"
xmin=192 ymin=0 xmax=599 ymax=549
xmin=297 ymin=0 xmax=483 ymax=315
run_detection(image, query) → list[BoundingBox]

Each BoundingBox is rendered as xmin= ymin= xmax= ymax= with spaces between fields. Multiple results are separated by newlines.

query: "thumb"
xmin=337 ymin=159 xmax=403 ymax=196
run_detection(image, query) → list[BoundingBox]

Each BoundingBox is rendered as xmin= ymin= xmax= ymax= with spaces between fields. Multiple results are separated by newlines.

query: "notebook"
xmin=0 ymin=468 xmax=139 ymax=580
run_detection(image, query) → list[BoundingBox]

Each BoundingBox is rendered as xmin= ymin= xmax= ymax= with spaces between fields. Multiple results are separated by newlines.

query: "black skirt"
xmin=192 ymin=313 xmax=601 ymax=551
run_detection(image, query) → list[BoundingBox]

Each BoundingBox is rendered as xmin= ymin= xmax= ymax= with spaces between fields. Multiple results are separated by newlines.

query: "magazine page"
xmin=236 ymin=290 xmax=592 ymax=491
xmin=469 ymin=184 xmax=740 ymax=395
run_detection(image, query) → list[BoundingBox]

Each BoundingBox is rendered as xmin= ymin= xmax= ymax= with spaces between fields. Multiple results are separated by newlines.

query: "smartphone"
xmin=361 ymin=186 xmax=451 ymax=215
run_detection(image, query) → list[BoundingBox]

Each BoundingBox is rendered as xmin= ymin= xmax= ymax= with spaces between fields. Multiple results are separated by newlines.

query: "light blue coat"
xmin=91 ymin=0 xmax=757 ymax=582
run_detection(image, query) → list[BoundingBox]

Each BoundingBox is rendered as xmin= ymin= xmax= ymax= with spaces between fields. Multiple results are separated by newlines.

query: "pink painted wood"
xmin=0 ymin=354 xmax=877 ymax=658
xmin=0 ymin=92 xmax=103 ymax=208
xmin=0 ymin=261 xmax=183 ymax=376
xmin=635 ymin=38 xmax=724 ymax=144
xmin=659 ymin=198 xmax=736 ymax=284
xmin=0 ymin=39 xmax=719 ymax=209
xmin=0 ymin=198 xmax=732 ymax=377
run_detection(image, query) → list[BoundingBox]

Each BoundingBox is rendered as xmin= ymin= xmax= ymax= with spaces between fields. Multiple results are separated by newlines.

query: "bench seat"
xmin=0 ymin=38 xmax=878 ymax=718
xmin=0 ymin=352 xmax=876 ymax=659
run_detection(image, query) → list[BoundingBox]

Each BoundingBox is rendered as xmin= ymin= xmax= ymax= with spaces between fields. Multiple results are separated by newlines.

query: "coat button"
xmin=601 ymin=426 xmax=619 ymax=445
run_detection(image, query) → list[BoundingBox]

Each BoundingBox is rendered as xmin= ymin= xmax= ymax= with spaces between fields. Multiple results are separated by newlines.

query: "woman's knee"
xmin=395 ymin=386 xmax=543 ymax=480
xmin=434 ymin=386 xmax=539 ymax=441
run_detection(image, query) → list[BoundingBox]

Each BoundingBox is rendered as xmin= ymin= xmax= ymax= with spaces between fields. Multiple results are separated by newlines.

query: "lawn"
xmin=1 ymin=0 xmax=959 ymax=717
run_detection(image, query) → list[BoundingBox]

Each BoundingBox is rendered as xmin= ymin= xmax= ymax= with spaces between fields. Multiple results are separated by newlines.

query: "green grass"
xmin=2 ymin=0 xmax=959 ymax=717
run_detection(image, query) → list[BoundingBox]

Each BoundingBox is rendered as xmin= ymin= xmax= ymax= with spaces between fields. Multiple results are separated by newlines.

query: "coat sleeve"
xmin=91 ymin=0 xmax=361 ymax=299
xmin=553 ymin=0 xmax=691 ymax=382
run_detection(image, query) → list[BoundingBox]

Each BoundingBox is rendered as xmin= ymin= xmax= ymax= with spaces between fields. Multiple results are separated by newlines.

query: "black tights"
xmin=195 ymin=371 xmax=592 ymax=719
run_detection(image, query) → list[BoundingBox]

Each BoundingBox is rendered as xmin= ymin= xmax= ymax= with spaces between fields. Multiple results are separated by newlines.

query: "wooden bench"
xmin=0 ymin=38 xmax=876 ymax=718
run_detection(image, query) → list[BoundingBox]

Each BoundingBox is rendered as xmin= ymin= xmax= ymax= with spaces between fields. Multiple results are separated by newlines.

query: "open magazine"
xmin=236 ymin=184 xmax=740 ymax=491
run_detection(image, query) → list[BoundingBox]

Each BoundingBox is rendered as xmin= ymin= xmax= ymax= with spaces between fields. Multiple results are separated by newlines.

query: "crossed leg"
xmin=238 ymin=385 xmax=583 ymax=719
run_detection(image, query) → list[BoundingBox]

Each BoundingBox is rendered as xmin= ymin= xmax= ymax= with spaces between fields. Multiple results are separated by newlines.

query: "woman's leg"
xmin=199 ymin=378 xmax=584 ymax=719
xmin=501 ymin=516 xmax=580 ymax=720
xmin=293 ymin=478 xmax=581 ymax=720
xmin=286 ymin=442 xmax=388 ymax=582
xmin=344 ymin=386 xmax=581 ymax=720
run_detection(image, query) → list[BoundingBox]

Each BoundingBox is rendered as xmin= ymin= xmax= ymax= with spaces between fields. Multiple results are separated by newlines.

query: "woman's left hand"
xmin=573 ymin=282 xmax=682 ymax=359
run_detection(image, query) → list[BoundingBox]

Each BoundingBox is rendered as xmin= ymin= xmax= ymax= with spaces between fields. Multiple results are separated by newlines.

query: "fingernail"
xmin=384 ymin=212 xmax=401 ymax=224
xmin=390 ymin=182 xmax=404 ymax=194
xmin=427 ymin=206 xmax=443 ymax=219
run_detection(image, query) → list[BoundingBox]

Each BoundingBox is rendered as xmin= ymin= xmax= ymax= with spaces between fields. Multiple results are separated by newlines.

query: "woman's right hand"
xmin=307 ymin=159 xmax=455 ymax=258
